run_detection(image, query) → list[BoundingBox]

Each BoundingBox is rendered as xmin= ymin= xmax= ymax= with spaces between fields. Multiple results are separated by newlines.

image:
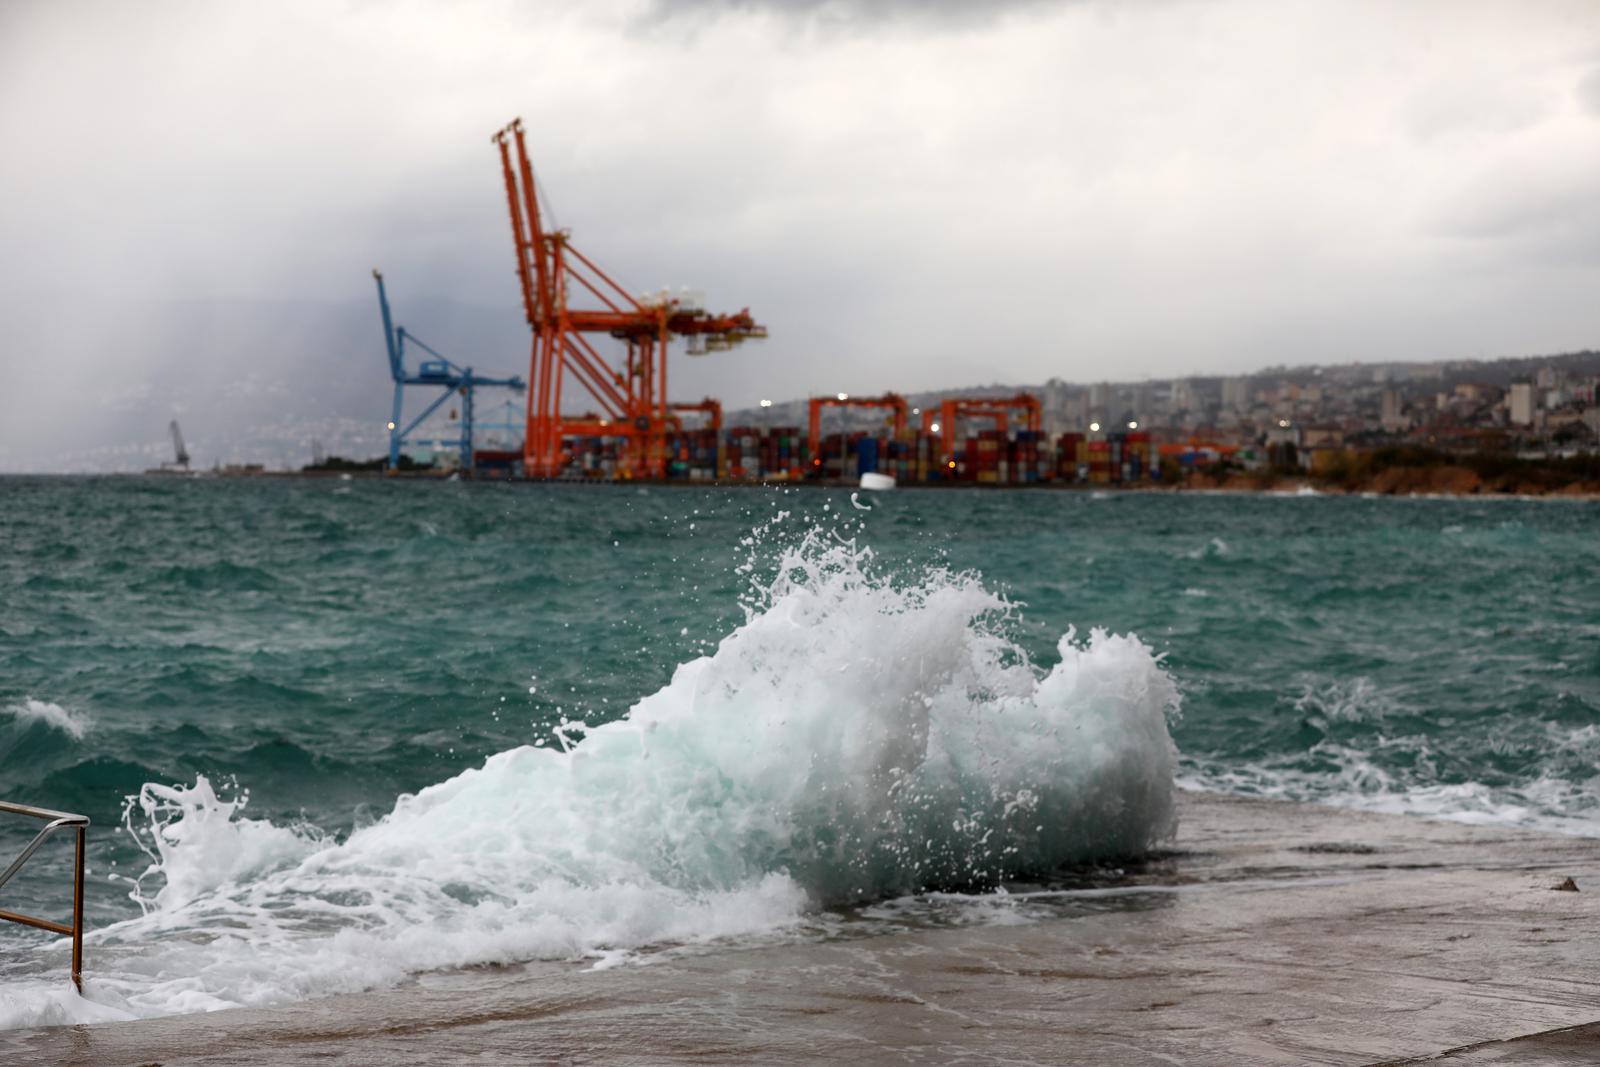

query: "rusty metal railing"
xmin=0 ymin=800 xmax=88 ymax=992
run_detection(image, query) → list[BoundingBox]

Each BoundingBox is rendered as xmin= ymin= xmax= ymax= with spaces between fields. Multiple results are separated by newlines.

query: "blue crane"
xmin=373 ymin=270 xmax=525 ymax=474
xmin=475 ymin=397 xmax=525 ymax=450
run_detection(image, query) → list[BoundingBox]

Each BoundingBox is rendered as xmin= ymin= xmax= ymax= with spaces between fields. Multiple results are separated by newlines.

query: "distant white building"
xmin=1170 ymin=378 xmax=1194 ymax=413
xmin=1221 ymin=377 xmax=1249 ymax=412
xmin=1380 ymin=389 xmax=1407 ymax=432
xmin=1508 ymin=382 xmax=1536 ymax=426
xmin=1043 ymin=377 xmax=1068 ymax=414
xmin=1073 ymin=391 xmax=1092 ymax=429
xmin=1042 ymin=378 xmax=1070 ymax=436
xmin=1265 ymin=422 xmax=1302 ymax=447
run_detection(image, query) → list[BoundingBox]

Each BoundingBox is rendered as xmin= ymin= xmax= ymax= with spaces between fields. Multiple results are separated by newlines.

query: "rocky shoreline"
xmin=1182 ymin=465 xmax=1600 ymax=499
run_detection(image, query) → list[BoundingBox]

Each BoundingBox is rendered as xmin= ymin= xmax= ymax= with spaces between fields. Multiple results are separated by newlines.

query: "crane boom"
xmin=925 ymin=394 xmax=1042 ymax=461
xmin=493 ymin=118 xmax=766 ymax=478
xmin=807 ymin=393 xmax=908 ymax=464
xmin=169 ymin=421 xmax=190 ymax=469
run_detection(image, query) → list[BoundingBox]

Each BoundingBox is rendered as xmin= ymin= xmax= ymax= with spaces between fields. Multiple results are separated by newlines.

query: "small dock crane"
xmin=807 ymin=393 xmax=908 ymax=467
xmin=924 ymin=394 xmax=1042 ymax=463
xmin=164 ymin=421 xmax=191 ymax=470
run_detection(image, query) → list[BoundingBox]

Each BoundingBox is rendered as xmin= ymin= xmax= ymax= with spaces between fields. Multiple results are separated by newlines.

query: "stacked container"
xmin=1009 ymin=430 xmax=1043 ymax=484
xmin=565 ymin=422 xmax=1173 ymax=486
xmin=964 ymin=431 xmax=1004 ymax=483
xmin=1055 ymin=433 xmax=1084 ymax=482
xmin=1123 ymin=431 xmax=1153 ymax=482
xmin=1086 ymin=439 xmax=1113 ymax=483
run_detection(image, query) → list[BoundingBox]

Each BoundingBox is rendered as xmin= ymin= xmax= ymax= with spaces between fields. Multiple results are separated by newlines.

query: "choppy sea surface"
xmin=1 ymin=476 xmax=1596 ymax=1027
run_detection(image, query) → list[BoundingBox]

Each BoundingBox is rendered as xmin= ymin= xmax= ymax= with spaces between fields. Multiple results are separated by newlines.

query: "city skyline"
xmin=25 ymin=340 xmax=1599 ymax=474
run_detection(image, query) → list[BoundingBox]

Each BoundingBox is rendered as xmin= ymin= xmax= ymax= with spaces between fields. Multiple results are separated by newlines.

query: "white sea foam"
xmin=1291 ymin=677 xmax=1393 ymax=725
xmin=3 ymin=699 xmax=91 ymax=741
xmin=1180 ymin=537 xmax=1229 ymax=560
xmin=123 ymin=778 xmax=324 ymax=912
xmin=1179 ymin=724 xmax=1600 ymax=839
xmin=0 ymin=529 xmax=1180 ymax=1029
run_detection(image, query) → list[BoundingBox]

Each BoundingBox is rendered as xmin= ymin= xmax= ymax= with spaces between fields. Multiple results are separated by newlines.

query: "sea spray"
xmin=122 ymin=778 xmax=323 ymax=913
xmin=3 ymin=528 xmax=1179 ymax=1027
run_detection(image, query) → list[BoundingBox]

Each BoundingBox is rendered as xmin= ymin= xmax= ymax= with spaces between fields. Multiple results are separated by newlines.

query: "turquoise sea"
xmin=1 ymin=476 xmax=1597 ymax=1025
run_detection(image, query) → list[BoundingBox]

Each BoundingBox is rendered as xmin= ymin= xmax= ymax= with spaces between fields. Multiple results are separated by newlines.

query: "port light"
xmin=1089 ymin=421 xmax=1101 ymax=432
xmin=1128 ymin=420 xmax=1138 ymax=429
xmin=837 ymin=392 xmax=849 ymax=401
xmin=930 ymin=421 xmax=942 ymax=433
xmin=386 ymin=421 xmax=396 ymax=430
xmin=947 ymin=460 xmax=957 ymax=469
xmin=759 ymin=399 xmax=773 ymax=408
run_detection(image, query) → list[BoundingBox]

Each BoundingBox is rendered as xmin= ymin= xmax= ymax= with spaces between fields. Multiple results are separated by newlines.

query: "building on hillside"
xmin=1380 ymin=389 xmax=1407 ymax=432
xmin=1221 ymin=377 xmax=1250 ymax=412
xmin=1301 ymin=425 xmax=1345 ymax=449
xmin=1508 ymin=382 xmax=1536 ymax=426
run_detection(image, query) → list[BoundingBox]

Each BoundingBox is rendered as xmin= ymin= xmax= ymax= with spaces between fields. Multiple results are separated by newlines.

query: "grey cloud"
xmin=3 ymin=0 xmax=1600 ymax=471
xmin=1401 ymin=78 xmax=1549 ymax=145
xmin=633 ymin=0 xmax=1057 ymax=33
xmin=1579 ymin=63 xmax=1600 ymax=117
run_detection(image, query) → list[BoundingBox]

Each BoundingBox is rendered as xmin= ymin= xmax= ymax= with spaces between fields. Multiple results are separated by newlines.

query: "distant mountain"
xmin=1 ymin=295 xmax=529 ymax=472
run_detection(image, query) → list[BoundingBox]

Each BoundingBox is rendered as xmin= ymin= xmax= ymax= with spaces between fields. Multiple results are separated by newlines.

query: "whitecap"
xmin=3 ymin=700 xmax=91 ymax=741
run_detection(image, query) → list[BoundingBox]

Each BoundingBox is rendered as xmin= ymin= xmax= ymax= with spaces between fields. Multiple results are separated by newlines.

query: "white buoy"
xmin=859 ymin=472 xmax=896 ymax=491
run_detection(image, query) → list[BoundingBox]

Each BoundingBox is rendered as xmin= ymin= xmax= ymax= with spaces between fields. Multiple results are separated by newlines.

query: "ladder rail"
xmin=0 ymin=801 xmax=89 ymax=992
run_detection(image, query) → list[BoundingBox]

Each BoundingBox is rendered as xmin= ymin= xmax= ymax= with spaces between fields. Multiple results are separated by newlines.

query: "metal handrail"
xmin=0 ymin=800 xmax=88 ymax=992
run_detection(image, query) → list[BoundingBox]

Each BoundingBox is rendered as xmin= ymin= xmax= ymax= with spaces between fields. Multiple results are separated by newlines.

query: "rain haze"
xmin=2 ymin=0 xmax=1598 ymax=471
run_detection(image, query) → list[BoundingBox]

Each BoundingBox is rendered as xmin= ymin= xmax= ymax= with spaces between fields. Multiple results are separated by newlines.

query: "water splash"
xmin=3 ymin=528 xmax=1179 ymax=1027
xmin=120 ymin=778 xmax=323 ymax=913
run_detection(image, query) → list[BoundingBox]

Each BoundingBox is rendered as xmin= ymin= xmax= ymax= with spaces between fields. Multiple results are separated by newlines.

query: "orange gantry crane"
xmin=669 ymin=397 xmax=722 ymax=434
xmin=807 ymin=393 xmax=908 ymax=468
xmin=923 ymin=393 xmax=1041 ymax=461
xmin=492 ymin=119 xmax=766 ymax=478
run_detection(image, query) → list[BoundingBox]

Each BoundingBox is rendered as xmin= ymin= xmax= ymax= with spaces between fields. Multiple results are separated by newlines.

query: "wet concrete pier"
xmin=10 ymin=792 xmax=1599 ymax=1065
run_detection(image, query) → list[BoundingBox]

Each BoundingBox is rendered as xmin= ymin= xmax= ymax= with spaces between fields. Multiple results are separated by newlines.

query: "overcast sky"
xmin=2 ymin=0 xmax=1599 ymax=467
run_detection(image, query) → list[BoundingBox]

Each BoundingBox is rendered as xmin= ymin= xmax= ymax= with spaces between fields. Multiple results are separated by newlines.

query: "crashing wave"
xmin=1 ymin=528 xmax=1179 ymax=1027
